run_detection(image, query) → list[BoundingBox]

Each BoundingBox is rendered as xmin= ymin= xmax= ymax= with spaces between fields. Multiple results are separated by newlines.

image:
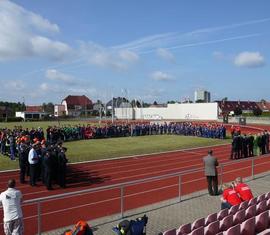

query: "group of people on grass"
xmin=0 ymin=122 xmax=226 ymax=161
xmin=231 ymin=129 xmax=270 ymax=159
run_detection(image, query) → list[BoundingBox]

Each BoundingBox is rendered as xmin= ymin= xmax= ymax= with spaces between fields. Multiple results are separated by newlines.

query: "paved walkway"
xmin=43 ymin=172 xmax=270 ymax=235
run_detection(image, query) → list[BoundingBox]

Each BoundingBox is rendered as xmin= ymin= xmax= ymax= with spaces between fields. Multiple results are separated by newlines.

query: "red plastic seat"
xmin=255 ymin=210 xmax=269 ymax=233
xmin=205 ymin=212 xmax=217 ymax=226
xmin=248 ymin=197 xmax=257 ymax=207
xmin=217 ymin=208 xmax=228 ymax=220
xmin=224 ymin=224 xmax=240 ymax=235
xmin=239 ymin=200 xmax=248 ymax=210
xmin=257 ymin=194 xmax=266 ymax=203
xmin=245 ymin=204 xmax=256 ymax=219
xmin=219 ymin=214 xmax=233 ymax=232
xmin=256 ymin=200 xmax=267 ymax=215
xmin=228 ymin=204 xmax=239 ymax=215
xmin=257 ymin=228 xmax=270 ymax=235
xmin=163 ymin=228 xmax=176 ymax=235
xmin=191 ymin=218 xmax=205 ymax=231
xmin=233 ymin=209 xmax=245 ymax=225
xmin=204 ymin=221 xmax=220 ymax=235
xmin=240 ymin=216 xmax=255 ymax=235
xmin=188 ymin=226 xmax=204 ymax=235
xmin=177 ymin=223 xmax=191 ymax=235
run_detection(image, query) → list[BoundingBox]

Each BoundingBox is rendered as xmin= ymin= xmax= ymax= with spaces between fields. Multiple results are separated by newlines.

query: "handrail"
xmin=1 ymin=152 xmax=270 ymax=207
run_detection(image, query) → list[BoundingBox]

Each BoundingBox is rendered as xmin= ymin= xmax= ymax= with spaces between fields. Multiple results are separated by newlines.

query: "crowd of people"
xmin=231 ymin=129 xmax=270 ymax=159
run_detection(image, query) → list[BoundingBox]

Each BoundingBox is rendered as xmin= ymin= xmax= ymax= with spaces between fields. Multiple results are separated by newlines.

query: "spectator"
xmin=0 ymin=179 xmax=24 ymax=235
xmin=203 ymin=150 xmax=219 ymax=196
xmin=233 ymin=177 xmax=253 ymax=201
xmin=221 ymin=183 xmax=241 ymax=209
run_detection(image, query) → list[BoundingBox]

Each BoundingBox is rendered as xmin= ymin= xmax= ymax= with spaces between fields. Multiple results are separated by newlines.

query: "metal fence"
xmin=1 ymin=154 xmax=270 ymax=234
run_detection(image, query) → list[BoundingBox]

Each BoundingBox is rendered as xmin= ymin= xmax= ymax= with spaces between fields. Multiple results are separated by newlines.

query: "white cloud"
xmin=119 ymin=50 xmax=139 ymax=62
xmin=4 ymin=80 xmax=25 ymax=91
xmin=45 ymin=69 xmax=75 ymax=83
xmin=150 ymin=71 xmax=173 ymax=81
xmin=79 ymin=41 xmax=139 ymax=70
xmin=156 ymin=48 xmax=175 ymax=62
xmin=234 ymin=51 xmax=265 ymax=68
xmin=213 ymin=51 xmax=225 ymax=60
xmin=0 ymin=1 xmax=72 ymax=61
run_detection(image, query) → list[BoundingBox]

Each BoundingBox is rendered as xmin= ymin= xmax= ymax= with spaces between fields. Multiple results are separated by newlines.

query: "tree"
xmin=222 ymin=97 xmax=228 ymax=101
xmin=153 ymin=101 xmax=158 ymax=105
xmin=167 ymin=100 xmax=176 ymax=104
xmin=195 ymin=99 xmax=205 ymax=103
xmin=234 ymin=107 xmax=242 ymax=116
xmin=253 ymin=108 xmax=262 ymax=116
xmin=42 ymin=102 xmax=54 ymax=114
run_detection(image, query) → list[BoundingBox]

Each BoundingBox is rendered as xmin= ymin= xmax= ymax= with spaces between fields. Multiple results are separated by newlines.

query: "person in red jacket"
xmin=233 ymin=177 xmax=253 ymax=201
xmin=221 ymin=183 xmax=242 ymax=209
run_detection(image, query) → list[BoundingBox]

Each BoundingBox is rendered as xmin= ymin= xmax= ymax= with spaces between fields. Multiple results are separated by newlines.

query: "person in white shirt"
xmin=28 ymin=142 xmax=40 ymax=186
xmin=0 ymin=179 xmax=23 ymax=235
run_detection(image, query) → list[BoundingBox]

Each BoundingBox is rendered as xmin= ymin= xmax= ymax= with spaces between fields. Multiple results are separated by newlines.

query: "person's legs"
xmin=206 ymin=176 xmax=213 ymax=195
xmin=221 ymin=202 xmax=232 ymax=210
xmin=212 ymin=175 xmax=219 ymax=195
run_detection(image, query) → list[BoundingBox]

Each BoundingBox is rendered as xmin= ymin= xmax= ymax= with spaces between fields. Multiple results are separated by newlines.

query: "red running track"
xmin=1 ymin=142 xmax=270 ymax=234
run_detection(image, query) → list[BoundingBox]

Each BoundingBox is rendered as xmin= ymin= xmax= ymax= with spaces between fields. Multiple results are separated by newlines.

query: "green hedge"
xmin=0 ymin=117 xmax=24 ymax=122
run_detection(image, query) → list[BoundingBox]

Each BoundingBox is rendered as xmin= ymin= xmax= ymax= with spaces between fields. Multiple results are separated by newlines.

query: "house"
xmin=217 ymin=100 xmax=261 ymax=116
xmin=61 ymin=95 xmax=93 ymax=117
xmin=16 ymin=106 xmax=47 ymax=120
xmin=54 ymin=104 xmax=66 ymax=117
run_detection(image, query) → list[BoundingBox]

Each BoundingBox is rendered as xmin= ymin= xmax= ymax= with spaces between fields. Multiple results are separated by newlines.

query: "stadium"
xmin=1 ymin=1 xmax=270 ymax=235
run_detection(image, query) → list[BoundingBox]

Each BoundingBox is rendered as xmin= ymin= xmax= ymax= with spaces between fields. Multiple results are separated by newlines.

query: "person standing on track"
xmin=0 ymin=179 xmax=24 ymax=235
xmin=203 ymin=150 xmax=219 ymax=196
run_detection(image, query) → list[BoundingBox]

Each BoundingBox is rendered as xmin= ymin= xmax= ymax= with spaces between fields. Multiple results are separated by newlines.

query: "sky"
xmin=0 ymin=0 xmax=269 ymax=105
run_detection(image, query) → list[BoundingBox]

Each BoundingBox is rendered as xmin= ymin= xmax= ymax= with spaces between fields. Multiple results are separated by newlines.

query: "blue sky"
xmin=0 ymin=0 xmax=269 ymax=105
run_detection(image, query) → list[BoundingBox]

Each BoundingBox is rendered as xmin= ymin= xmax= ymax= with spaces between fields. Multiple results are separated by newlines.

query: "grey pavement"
xmin=43 ymin=172 xmax=270 ymax=235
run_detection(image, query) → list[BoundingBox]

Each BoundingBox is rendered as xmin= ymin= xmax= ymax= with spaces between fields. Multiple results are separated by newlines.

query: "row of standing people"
xmin=231 ymin=131 xmax=270 ymax=159
xmin=18 ymin=140 xmax=68 ymax=190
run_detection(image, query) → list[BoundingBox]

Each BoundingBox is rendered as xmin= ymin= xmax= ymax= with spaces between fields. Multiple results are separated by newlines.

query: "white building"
xmin=115 ymin=103 xmax=218 ymax=120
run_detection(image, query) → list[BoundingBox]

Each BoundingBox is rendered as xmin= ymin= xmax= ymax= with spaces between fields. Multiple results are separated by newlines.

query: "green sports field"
xmin=0 ymin=134 xmax=229 ymax=171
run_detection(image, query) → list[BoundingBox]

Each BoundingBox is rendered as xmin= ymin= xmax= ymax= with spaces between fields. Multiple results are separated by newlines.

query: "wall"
xmin=115 ymin=103 xmax=218 ymax=120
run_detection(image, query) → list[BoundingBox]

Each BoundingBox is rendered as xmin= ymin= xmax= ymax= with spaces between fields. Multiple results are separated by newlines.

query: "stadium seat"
xmin=233 ymin=209 xmax=245 ymax=225
xmin=245 ymin=204 xmax=256 ymax=219
xmin=176 ymin=223 xmax=191 ymax=235
xmin=188 ymin=226 xmax=204 ymax=235
xmin=204 ymin=212 xmax=217 ymax=226
xmin=223 ymin=224 xmax=240 ymax=235
xmin=266 ymin=199 xmax=270 ymax=210
xmin=219 ymin=214 xmax=233 ymax=232
xmin=217 ymin=208 xmax=228 ymax=220
xmin=256 ymin=200 xmax=267 ymax=215
xmin=265 ymin=192 xmax=270 ymax=200
xmin=257 ymin=228 xmax=270 ymax=235
xmin=257 ymin=194 xmax=266 ymax=203
xmin=248 ymin=197 xmax=257 ymax=207
xmin=228 ymin=204 xmax=239 ymax=215
xmin=239 ymin=200 xmax=248 ymax=210
xmin=255 ymin=210 xmax=269 ymax=233
xmin=240 ymin=216 xmax=255 ymax=235
xmin=163 ymin=228 xmax=176 ymax=235
xmin=191 ymin=218 xmax=205 ymax=231
xmin=204 ymin=221 xmax=219 ymax=235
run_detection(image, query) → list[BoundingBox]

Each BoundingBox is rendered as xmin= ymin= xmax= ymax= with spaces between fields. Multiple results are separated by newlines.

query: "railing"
xmin=1 ymin=154 xmax=270 ymax=235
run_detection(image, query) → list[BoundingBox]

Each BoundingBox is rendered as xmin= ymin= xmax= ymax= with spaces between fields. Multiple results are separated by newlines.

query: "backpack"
xmin=63 ymin=220 xmax=93 ymax=235
xmin=112 ymin=215 xmax=148 ymax=235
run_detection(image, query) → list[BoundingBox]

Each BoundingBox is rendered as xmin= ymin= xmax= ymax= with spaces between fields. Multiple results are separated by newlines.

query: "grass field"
xmin=0 ymin=135 xmax=229 ymax=171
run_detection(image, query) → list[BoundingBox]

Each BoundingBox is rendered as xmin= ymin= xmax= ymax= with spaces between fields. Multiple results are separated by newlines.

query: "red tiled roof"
xmin=217 ymin=101 xmax=260 ymax=112
xmin=26 ymin=106 xmax=43 ymax=112
xmin=63 ymin=95 xmax=93 ymax=109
